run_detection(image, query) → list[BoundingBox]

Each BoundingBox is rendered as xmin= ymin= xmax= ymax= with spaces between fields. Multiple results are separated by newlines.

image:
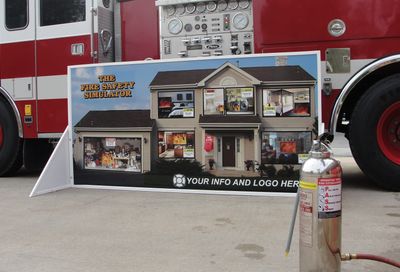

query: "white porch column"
xmin=201 ymin=128 xmax=206 ymax=166
xmin=253 ymin=128 xmax=261 ymax=163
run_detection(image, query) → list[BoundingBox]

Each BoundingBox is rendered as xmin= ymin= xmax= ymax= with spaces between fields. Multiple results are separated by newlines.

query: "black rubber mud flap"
xmin=23 ymin=139 xmax=54 ymax=172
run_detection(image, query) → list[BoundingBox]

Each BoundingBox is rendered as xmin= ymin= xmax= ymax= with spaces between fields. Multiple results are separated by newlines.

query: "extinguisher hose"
xmin=284 ymin=188 xmax=300 ymax=256
xmin=341 ymin=253 xmax=400 ymax=268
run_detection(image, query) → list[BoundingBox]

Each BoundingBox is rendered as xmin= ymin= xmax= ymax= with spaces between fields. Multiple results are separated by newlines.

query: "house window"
xmin=40 ymin=0 xmax=85 ymax=26
xmin=261 ymin=131 xmax=312 ymax=165
xmin=262 ymin=88 xmax=311 ymax=117
xmin=158 ymin=90 xmax=195 ymax=118
xmin=204 ymin=89 xmax=224 ymax=115
xmin=158 ymin=131 xmax=195 ymax=159
xmin=5 ymin=0 xmax=28 ymax=30
xmin=203 ymin=87 xmax=254 ymax=115
xmin=83 ymin=137 xmax=142 ymax=172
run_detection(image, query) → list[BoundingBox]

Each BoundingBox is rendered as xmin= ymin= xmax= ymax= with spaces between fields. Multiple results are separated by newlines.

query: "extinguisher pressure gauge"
xmin=102 ymin=0 xmax=110 ymax=8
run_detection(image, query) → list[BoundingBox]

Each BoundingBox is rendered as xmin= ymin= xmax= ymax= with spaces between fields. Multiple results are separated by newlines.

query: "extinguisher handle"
xmin=319 ymin=132 xmax=334 ymax=144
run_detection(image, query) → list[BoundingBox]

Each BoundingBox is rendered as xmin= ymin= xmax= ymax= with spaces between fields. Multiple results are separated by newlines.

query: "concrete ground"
xmin=0 ymin=135 xmax=399 ymax=272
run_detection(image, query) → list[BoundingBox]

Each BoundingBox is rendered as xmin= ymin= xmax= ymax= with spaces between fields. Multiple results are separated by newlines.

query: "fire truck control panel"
xmin=157 ymin=0 xmax=254 ymax=58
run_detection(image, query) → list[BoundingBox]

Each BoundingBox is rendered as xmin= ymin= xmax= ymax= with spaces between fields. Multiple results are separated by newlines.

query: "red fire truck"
xmin=0 ymin=0 xmax=399 ymax=190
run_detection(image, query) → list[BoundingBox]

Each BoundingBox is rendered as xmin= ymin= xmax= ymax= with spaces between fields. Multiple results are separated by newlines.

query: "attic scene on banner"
xmin=70 ymin=56 xmax=318 ymax=192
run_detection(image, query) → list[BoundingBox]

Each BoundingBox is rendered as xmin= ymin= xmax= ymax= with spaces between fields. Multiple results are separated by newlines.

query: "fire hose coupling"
xmin=340 ymin=253 xmax=357 ymax=261
xmin=341 ymin=253 xmax=400 ymax=268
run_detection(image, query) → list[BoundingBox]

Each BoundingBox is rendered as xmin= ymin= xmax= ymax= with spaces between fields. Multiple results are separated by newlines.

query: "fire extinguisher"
xmin=299 ymin=140 xmax=342 ymax=272
xmin=284 ymin=136 xmax=400 ymax=271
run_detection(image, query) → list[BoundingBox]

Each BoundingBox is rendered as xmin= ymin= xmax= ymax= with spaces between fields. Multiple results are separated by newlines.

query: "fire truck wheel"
xmin=349 ymin=74 xmax=400 ymax=191
xmin=0 ymin=96 xmax=23 ymax=176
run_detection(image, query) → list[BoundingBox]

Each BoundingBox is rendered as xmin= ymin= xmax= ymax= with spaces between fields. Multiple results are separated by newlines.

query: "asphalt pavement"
xmin=0 ymin=134 xmax=399 ymax=272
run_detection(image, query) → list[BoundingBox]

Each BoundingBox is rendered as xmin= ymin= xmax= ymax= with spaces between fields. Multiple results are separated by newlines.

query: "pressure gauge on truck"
xmin=168 ymin=18 xmax=183 ymax=34
xmin=166 ymin=5 xmax=175 ymax=16
xmin=233 ymin=12 xmax=249 ymax=29
xmin=207 ymin=1 xmax=217 ymax=12
xmin=218 ymin=0 xmax=228 ymax=11
xmin=197 ymin=2 xmax=206 ymax=13
xmin=228 ymin=0 xmax=239 ymax=10
xmin=238 ymin=0 xmax=250 ymax=9
xmin=175 ymin=4 xmax=185 ymax=15
xmin=186 ymin=3 xmax=196 ymax=14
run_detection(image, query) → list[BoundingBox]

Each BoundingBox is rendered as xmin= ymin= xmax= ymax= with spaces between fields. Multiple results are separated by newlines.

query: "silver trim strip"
xmin=37 ymin=133 xmax=63 ymax=139
xmin=199 ymin=123 xmax=261 ymax=128
xmin=75 ymin=127 xmax=153 ymax=132
xmin=329 ymin=53 xmax=400 ymax=135
xmin=0 ymin=87 xmax=23 ymax=138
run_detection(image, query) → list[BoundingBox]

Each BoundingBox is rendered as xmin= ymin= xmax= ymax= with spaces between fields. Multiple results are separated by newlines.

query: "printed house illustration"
xmin=73 ymin=110 xmax=154 ymax=173
xmin=149 ymin=62 xmax=316 ymax=172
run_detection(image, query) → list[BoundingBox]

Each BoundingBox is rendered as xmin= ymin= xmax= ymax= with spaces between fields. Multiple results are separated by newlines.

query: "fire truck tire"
xmin=349 ymin=74 xmax=400 ymax=191
xmin=0 ymin=96 xmax=23 ymax=176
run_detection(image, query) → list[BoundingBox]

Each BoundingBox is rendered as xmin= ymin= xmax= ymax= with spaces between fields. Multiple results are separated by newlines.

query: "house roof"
xmin=199 ymin=114 xmax=262 ymax=128
xmin=241 ymin=66 xmax=315 ymax=82
xmin=74 ymin=110 xmax=154 ymax=131
xmin=149 ymin=64 xmax=315 ymax=88
xmin=197 ymin=62 xmax=261 ymax=86
xmin=149 ymin=69 xmax=215 ymax=87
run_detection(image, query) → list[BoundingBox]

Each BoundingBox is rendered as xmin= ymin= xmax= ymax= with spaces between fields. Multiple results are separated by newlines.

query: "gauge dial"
xmin=175 ymin=4 xmax=185 ymax=15
xmin=168 ymin=18 xmax=183 ymax=34
xmin=207 ymin=1 xmax=217 ymax=12
xmin=186 ymin=3 xmax=196 ymax=14
xmin=228 ymin=0 xmax=239 ymax=10
xmin=197 ymin=2 xmax=206 ymax=13
xmin=102 ymin=0 xmax=110 ymax=8
xmin=166 ymin=5 xmax=175 ymax=16
xmin=238 ymin=0 xmax=250 ymax=9
xmin=217 ymin=0 xmax=228 ymax=11
xmin=184 ymin=23 xmax=193 ymax=32
xmin=233 ymin=12 xmax=249 ymax=29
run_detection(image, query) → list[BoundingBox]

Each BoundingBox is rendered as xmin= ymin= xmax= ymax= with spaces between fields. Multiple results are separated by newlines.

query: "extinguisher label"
xmin=318 ymin=177 xmax=342 ymax=219
xmin=300 ymin=190 xmax=313 ymax=247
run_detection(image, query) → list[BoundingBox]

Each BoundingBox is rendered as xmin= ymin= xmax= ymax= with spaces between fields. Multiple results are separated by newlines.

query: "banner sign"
xmin=69 ymin=52 xmax=320 ymax=194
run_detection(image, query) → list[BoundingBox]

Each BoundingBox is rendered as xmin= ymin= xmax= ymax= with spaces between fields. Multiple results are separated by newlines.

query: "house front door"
xmin=222 ymin=137 xmax=235 ymax=167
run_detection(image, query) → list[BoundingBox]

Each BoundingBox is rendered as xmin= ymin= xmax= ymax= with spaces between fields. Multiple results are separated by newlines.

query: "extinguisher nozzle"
xmin=285 ymin=189 xmax=300 ymax=258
